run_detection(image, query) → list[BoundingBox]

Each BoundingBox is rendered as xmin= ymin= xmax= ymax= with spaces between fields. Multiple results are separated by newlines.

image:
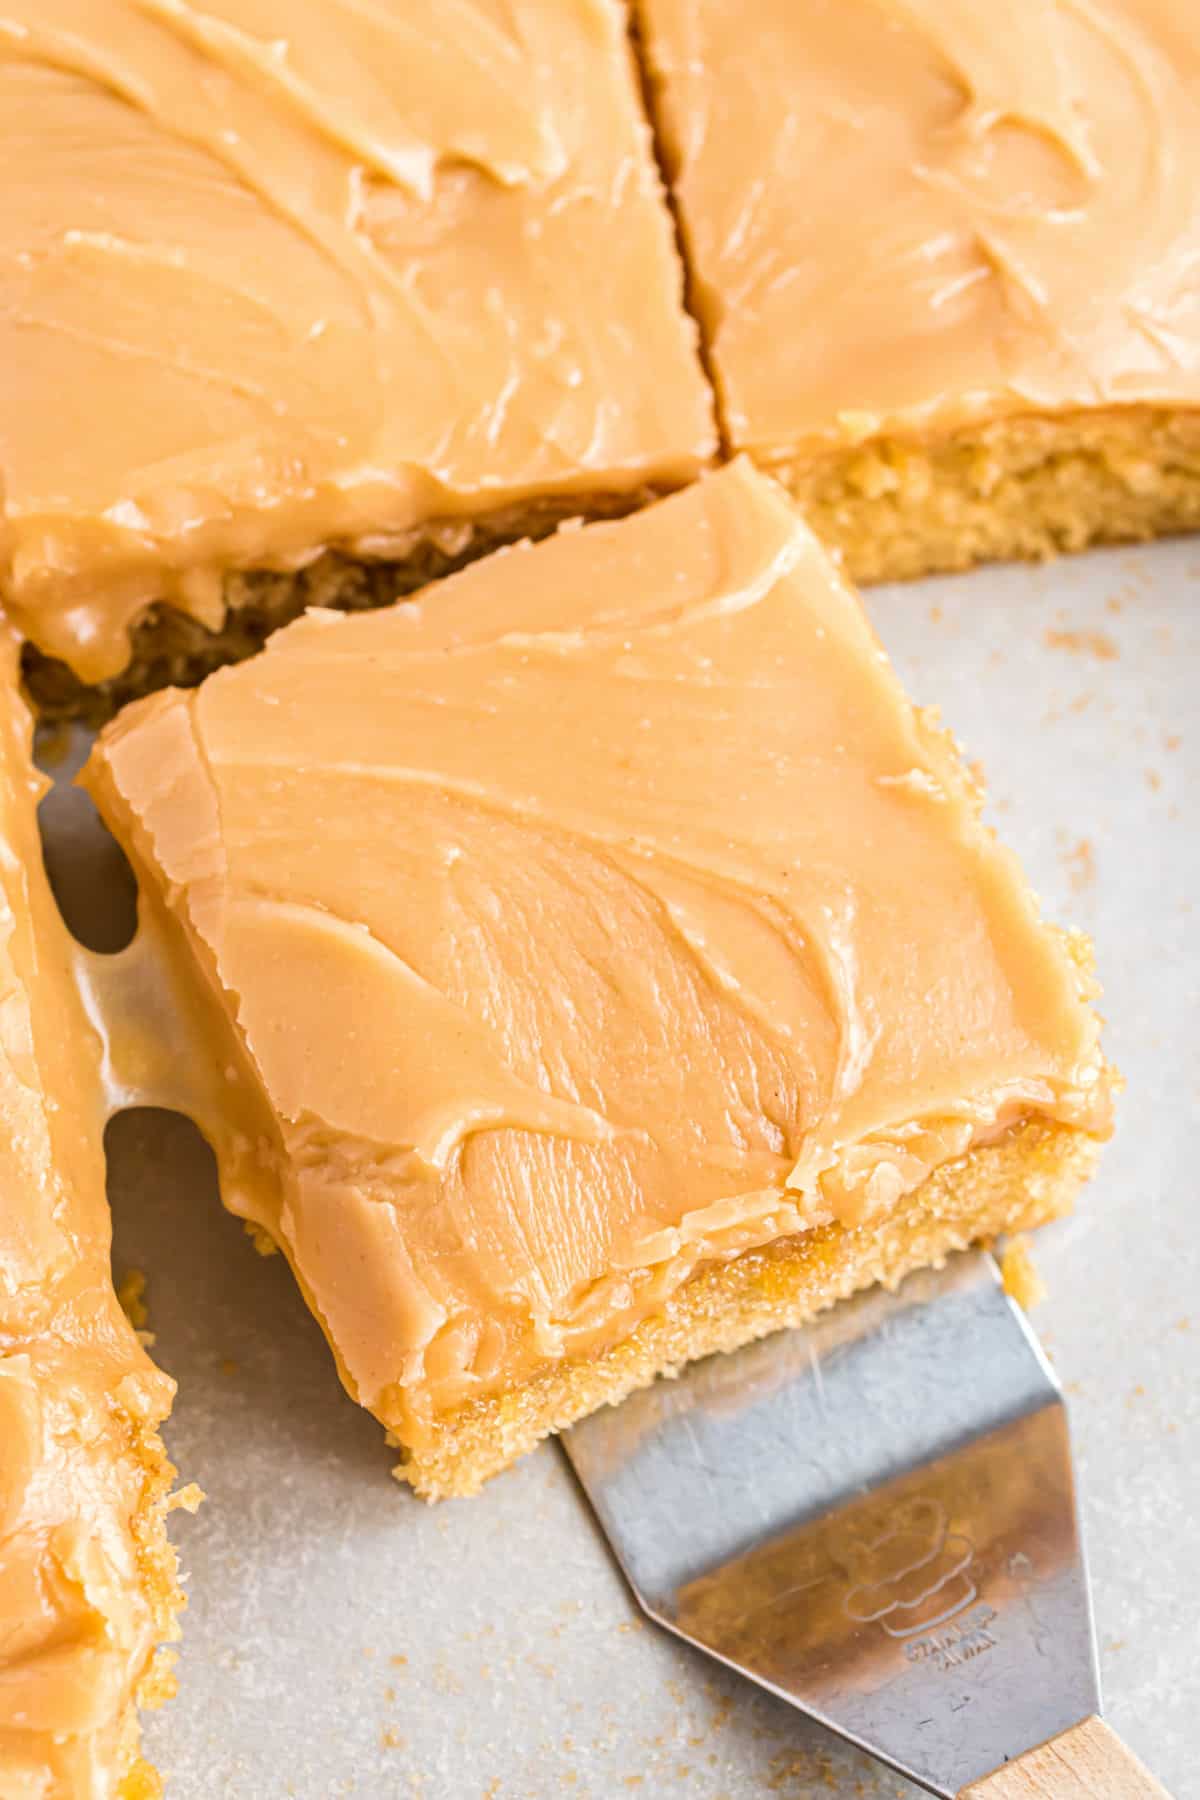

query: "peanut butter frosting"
xmin=0 ymin=0 xmax=713 ymax=683
xmin=0 ymin=637 xmax=178 ymax=1799
xmin=638 ymin=0 xmax=1200 ymax=457
xmin=83 ymin=462 xmax=1113 ymax=1453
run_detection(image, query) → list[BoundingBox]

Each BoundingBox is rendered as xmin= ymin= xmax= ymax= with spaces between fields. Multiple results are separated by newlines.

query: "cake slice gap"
xmin=82 ymin=460 xmax=1115 ymax=1500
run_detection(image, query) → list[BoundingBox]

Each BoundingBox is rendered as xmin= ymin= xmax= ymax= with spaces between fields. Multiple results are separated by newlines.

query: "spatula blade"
xmin=564 ymin=1251 xmax=1099 ymax=1798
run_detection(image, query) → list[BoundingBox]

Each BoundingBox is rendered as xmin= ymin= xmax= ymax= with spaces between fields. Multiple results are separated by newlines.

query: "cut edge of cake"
xmin=0 ymin=654 xmax=186 ymax=1798
xmin=392 ymin=1106 xmax=1102 ymax=1500
xmin=24 ymin=401 xmax=1200 ymax=727
xmin=114 ymin=1418 xmax=186 ymax=1800
xmin=22 ymin=483 xmax=677 ymax=725
xmin=767 ymin=406 xmax=1200 ymax=586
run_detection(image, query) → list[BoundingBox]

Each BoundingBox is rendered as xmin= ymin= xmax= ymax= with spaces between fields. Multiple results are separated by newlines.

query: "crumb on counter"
xmin=1043 ymin=627 xmax=1119 ymax=661
xmin=1001 ymin=1236 xmax=1047 ymax=1311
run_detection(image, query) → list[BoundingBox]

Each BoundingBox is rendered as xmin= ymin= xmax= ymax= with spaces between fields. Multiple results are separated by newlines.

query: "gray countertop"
xmin=41 ymin=536 xmax=1198 ymax=1798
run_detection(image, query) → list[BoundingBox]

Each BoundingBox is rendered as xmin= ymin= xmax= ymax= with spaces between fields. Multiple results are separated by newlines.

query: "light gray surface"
xmin=39 ymin=539 xmax=1198 ymax=1798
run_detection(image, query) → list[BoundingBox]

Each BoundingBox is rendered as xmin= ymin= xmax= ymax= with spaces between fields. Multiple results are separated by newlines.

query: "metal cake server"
xmin=565 ymin=1251 xmax=1169 ymax=1797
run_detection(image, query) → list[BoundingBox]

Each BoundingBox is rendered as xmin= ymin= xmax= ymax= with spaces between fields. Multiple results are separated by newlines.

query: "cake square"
xmin=84 ymin=460 xmax=1113 ymax=1498
xmin=2 ymin=0 xmax=714 ymax=698
xmin=0 ymin=638 xmax=180 ymax=1795
xmin=637 ymin=0 xmax=1200 ymax=579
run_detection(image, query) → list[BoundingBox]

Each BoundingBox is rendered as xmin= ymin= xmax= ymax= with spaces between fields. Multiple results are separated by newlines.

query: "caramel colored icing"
xmin=0 ymin=1 xmax=713 ymax=683
xmin=84 ymin=462 xmax=1112 ymax=1448
xmin=639 ymin=0 xmax=1200 ymax=457
xmin=0 ymin=638 xmax=177 ymax=1799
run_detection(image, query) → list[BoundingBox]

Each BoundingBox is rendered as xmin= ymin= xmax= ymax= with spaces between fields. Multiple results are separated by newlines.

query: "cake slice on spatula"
xmin=82 ymin=459 xmax=1114 ymax=1499
xmin=566 ymin=1248 xmax=1168 ymax=1797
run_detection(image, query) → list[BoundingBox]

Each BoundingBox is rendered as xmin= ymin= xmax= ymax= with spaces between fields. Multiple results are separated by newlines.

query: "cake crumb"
xmin=140 ymin=1647 xmax=179 ymax=1711
xmin=380 ymin=1727 xmax=405 ymax=1751
xmin=246 ymin=1222 xmax=280 ymax=1257
xmin=1043 ymin=627 xmax=1118 ymax=660
xmin=121 ymin=1760 xmax=165 ymax=1800
xmin=117 ymin=1268 xmax=150 ymax=1329
xmin=168 ymin=1482 xmax=206 ymax=1515
xmin=220 ymin=1357 xmax=239 ymax=1377
xmin=1001 ymin=1236 xmax=1047 ymax=1311
xmin=1061 ymin=837 xmax=1096 ymax=894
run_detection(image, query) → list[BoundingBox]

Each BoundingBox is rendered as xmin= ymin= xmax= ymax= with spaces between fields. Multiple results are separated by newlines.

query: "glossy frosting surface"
xmin=0 ymin=0 xmax=713 ymax=680
xmin=0 ymin=638 xmax=175 ymax=1799
xmin=639 ymin=0 xmax=1200 ymax=455
xmin=85 ymin=463 xmax=1112 ymax=1443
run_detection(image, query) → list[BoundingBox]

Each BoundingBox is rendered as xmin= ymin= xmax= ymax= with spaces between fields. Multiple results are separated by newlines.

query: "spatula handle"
xmin=958 ymin=1715 xmax=1170 ymax=1797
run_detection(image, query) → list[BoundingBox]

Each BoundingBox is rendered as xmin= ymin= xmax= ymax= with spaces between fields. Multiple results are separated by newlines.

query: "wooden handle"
xmin=959 ymin=1715 xmax=1170 ymax=1798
